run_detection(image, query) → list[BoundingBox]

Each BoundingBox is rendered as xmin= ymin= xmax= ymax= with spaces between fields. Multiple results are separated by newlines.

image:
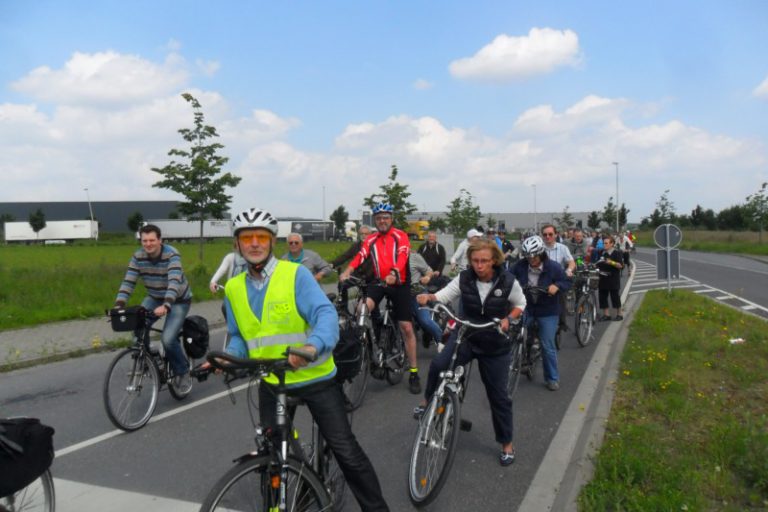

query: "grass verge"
xmin=579 ymin=290 xmax=768 ymax=511
xmin=634 ymin=229 xmax=768 ymax=256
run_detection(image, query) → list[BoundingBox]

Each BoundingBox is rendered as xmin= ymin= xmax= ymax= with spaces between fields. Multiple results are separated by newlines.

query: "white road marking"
xmin=54 ymin=478 xmax=199 ymax=512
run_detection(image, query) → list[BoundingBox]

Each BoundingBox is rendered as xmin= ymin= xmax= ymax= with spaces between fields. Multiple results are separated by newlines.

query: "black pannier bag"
xmin=182 ymin=315 xmax=210 ymax=359
xmin=109 ymin=305 xmax=145 ymax=332
xmin=0 ymin=418 xmax=55 ymax=497
xmin=333 ymin=322 xmax=362 ymax=382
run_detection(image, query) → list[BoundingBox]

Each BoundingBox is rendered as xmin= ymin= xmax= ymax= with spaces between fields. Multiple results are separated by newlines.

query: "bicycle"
xmin=199 ymin=349 xmax=345 ymax=512
xmin=103 ymin=306 xmax=194 ymax=431
xmin=572 ymin=265 xmax=600 ymax=347
xmin=0 ymin=417 xmax=55 ymax=512
xmin=407 ymin=303 xmax=501 ymax=507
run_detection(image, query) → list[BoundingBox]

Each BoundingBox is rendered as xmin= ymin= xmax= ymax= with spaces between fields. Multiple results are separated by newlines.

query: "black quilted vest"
xmin=458 ymin=266 xmax=516 ymax=354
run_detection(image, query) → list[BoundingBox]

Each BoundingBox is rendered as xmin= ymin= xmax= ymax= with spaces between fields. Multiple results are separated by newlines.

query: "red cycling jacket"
xmin=349 ymin=227 xmax=410 ymax=285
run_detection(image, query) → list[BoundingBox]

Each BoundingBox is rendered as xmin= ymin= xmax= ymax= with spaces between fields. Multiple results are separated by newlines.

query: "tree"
xmin=618 ymin=204 xmax=629 ymax=231
xmin=445 ymin=188 xmax=482 ymax=236
xmin=127 ymin=211 xmax=144 ymax=233
xmin=362 ymin=164 xmax=417 ymax=229
xmin=587 ymin=211 xmax=601 ymax=230
xmin=745 ymin=182 xmax=768 ymax=243
xmin=152 ymin=93 xmax=242 ymax=261
xmin=656 ymin=189 xmax=676 ymax=223
xmin=485 ymin=214 xmax=498 ymax=231
xmin=329 ymin=205 xmax=349 ymax=237
xmin=717 ymin=205 xmax=750 ymax=230
xmin=0 ymin=213 xmax=15 ymax=238
xmin=602 ymin=197 xmax=617 ymax=232
xmin=28 ymin=208 xmax=46 ymax=241
xmin=552 ymin=206 xmax=575 ymax=232
xmin=427 ymin=216 xmax=448 ymax=233
xmin=689 ymin=204 xmax=705 ymax=228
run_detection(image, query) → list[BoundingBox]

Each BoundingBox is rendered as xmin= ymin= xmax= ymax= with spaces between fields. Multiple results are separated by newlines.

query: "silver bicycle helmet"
xmin=521 ymin=235 xmax=546 ymax=257
xmin=232 ymin=208 xmax=278 ymax=236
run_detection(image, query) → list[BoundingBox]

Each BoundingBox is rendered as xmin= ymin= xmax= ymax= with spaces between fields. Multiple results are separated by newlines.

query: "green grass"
xmin=0 ymin=239 xmax=353 ymax=331
xmin=579 ymin=290 xmax=768 ymax=511
xmin=634 ymin=229 xmax=768 ymax=256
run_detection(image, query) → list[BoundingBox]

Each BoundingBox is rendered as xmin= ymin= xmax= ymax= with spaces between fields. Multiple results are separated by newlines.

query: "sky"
xmin=1 ymin=1 xmax=767 ymax=224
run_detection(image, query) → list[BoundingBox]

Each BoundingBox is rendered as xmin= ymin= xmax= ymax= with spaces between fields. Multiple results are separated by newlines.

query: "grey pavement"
xmin=0 ymin=276 xmax=636 ymax=511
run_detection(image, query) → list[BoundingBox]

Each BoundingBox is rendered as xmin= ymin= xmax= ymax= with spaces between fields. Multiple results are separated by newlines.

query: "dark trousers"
xmin=259 ymin=380 xmax=389 ymax=512
xmin=599 ymin=288 xmax=621 ymax=309
xmin=424 ymin=337 xmax=513 ymax=444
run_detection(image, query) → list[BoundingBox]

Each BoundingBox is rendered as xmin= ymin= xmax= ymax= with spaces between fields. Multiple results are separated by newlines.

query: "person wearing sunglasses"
xmin=540 ymin=224 xmax=575 ymax=333
xmin=220 ymin=207 xmax=390 ymax=512
xmin=281 ymin=232 xmax=332 ymax=282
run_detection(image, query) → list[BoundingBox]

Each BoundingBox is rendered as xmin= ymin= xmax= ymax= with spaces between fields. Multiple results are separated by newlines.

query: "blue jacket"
xmin=511 ymin=258 xmax=570 ymax=318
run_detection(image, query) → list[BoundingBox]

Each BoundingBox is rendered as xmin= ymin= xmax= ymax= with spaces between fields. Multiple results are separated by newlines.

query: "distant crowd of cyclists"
xmin=111 ymin=203 xmax=636 ymax=510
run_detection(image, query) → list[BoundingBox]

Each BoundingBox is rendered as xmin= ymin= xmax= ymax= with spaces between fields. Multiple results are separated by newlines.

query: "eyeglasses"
xmin=375 ymin=215 xmax=392 ymax=221
xmin=238 ymin=233 xmax=272 ymax=244
xmin=470 ymin=258 xmax=493 ymax=265
xmin=288 ymin=241 xmax=301 ymax=245
xmin=542 ymin=232 xmax=556 ymax=237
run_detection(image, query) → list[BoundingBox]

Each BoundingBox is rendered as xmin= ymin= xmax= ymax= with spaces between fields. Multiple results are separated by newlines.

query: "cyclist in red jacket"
xmin=340 ymin=202 xmax=422 ymax=394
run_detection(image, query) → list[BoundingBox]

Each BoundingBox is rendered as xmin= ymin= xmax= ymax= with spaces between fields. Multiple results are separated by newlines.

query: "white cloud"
xmin=196 ymin=59 xmax=220 ymax=77
xmin=449 ymin=28 xmax=581 ymax=82
xmin=11 ymin=51 xmax=188 ymax=106
xmin=413 ymin=79 xmax=433 ymax=90
xmin=753 ymin=75 xmax=768 ymax=98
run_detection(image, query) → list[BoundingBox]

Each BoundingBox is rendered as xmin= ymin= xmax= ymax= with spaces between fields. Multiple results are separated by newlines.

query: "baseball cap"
xmin=466 ymin=229 xmax=481 ymax=239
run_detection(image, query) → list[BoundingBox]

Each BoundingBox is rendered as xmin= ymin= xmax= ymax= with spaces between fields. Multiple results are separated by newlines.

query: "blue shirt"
xmin=224 ymin=258 xmax=339 ymax=365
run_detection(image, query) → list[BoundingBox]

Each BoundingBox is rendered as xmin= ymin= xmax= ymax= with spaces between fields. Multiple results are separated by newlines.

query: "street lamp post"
xmin=84 ymin=188 xmax=94 ymax=223
xmin=612 ymin=162 xmax=619 ymax=233
xmin=532 ymin=183 xmax=538 ymax=232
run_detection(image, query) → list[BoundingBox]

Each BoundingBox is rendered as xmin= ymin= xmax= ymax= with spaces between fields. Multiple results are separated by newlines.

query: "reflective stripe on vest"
xmin=225 ymin=260 xmax=336 ymax=385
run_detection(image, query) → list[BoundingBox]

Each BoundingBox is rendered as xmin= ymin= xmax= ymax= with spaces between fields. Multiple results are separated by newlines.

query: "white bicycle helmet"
xmin=232 ymin=208 xmax=278 ymax=236
xmin=521 ymin=235 xmax=546 ymax=257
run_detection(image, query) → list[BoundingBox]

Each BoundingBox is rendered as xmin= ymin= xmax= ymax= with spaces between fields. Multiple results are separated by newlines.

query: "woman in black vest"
xmin=416 ymin=239 xmax=526 ymax=466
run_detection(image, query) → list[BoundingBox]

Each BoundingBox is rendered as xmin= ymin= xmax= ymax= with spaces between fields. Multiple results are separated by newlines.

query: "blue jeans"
xmin=525 ymin=314 xmax=559 ymax=383
xmin=141 ymin=297 xmax=190 ymax=376
xmin=411 ymin=297 xmax=443 ymax=343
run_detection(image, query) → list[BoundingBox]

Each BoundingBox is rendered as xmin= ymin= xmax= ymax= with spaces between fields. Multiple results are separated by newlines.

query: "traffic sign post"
xmin=654 ymin=224 xmax=682 ymax=292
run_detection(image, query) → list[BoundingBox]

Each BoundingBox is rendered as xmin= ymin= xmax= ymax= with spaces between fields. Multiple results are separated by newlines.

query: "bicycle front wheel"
xmin=200 ymin=455 xmax=331 ymax=512
xmin=342 ymin=330 xmax=370 ymax=412
xmin=575 ymin=296 xmax=596 ymax=347
xmin=408 ymin=390 xmax=461 ymax=506
xmin=0 ymin=468 xmax=55 ymax=512
xmin=381 ymin=323 xmax=405 ymax=385
xmin=507 ymin=339 xmax=524 ymax=397
xmin=103 ymin=348 xmax=159 ymax=431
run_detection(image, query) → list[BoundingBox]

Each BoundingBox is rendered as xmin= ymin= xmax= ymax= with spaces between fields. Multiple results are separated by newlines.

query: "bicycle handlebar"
xmin=423 ymin=302 xmax=502 ymax=331
xmin=205 ymin=347 xmax=318 ymax=375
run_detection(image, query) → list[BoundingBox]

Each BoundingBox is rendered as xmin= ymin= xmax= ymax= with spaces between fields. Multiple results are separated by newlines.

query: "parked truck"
xmin=141 ymin=219 xmax=232 ymax=241
xmin=3 ymin=220 xmax=99 ymax=243
xmin=405 ymin=220 xmax=430 ymax=240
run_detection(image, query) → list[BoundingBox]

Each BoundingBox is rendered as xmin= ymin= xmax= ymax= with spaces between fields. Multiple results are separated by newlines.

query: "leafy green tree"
xmin=717 ymin=205 xmax=750 ymax=230
xmin=127 ymin=211 xmax=144 ymax=233
xmin=745 ymin=182 xmax=768 ymax=242
xmin=445 ymin=188 xmax=482 ymax=236
xmin=0 ymin=213 xmax=15 ymax=239
xmin=427 ymin=216 xmax=448 ymax=233
xmin=362 ymin=164 xmax=417 ymax=229
xmin=485 ymin=214 xmax=498 ymax=231
xmin=329 ymin=205 xmax=349 ymax=236
xmin=618 ymin=204 xmax=629 ymax=230
xmin=553 ymin=206 xmax=575 ymax=232
xmin=602 ymin=197 xmax=617 ymax=231
xmin=587 ymin=211 xmax=601 ymax=230
xmin=152 ymin=93 xmax=242 ymax=261
xmin=28 ymin=208 xmax=46 ymax=241
xmin=168 ymin=210 xmax=180 ymax=220
xmin=689 ymin=204 xmax=705 ymax=228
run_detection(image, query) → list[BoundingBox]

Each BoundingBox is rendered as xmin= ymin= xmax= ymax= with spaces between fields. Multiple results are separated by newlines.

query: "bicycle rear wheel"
xmin=0 ymin=468 xmax=55 ymax=512
xmin=103 ymin=348 xmax=159 ymax=431
xmin=342 ymin=330 xmax=370 ymax=412
xmin=200 ymin=455 xmax=331 ymax=512
xmin=320 ymin=440 xmax=348 ymax=512
xmin=408 ymin=390 xmax=461 ymax=506
xmin=507 ymin=339 xmax=524 ymax=397
xmin=575 ymin=296 xmax=596 ymax=347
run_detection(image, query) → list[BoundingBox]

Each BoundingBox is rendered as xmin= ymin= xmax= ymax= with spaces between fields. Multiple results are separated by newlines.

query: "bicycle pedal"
xmin=459 ymin=419 xmax=472 ymax=432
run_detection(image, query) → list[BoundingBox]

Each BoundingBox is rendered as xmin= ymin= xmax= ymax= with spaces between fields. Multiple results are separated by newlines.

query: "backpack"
xmin=182 ymin=315 xmax=210 ymax=359
xmin=333 ymin=321 xmax=363 ymax=383
xmin=0 ymin=418 xmax=55 ymax=497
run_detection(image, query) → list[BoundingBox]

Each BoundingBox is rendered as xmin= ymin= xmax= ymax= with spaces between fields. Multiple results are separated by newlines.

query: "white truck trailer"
xmin=3 ymin=220 xmax=99 ymax=243
xmin=142 ymin=219 xmax=232 ymax=241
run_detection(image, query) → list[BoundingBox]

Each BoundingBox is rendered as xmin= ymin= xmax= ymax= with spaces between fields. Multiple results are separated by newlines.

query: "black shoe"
xmin=614 ymin=315 xmax=624 ymax=321
xmin=599 ymin=315 xmax=611 ymax=322
xmin=499 ymin=449 xmax=516 ymax=466
xmin=409 ymin=372 xmax=422 ymax=394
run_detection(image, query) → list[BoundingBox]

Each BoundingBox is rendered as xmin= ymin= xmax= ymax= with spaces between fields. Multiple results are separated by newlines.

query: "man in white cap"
xmin=450 ymin=228 xmax=482 ymax=272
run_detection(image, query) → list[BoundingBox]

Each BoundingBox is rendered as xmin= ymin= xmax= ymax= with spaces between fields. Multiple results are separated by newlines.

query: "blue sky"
xmin=1 ymin=1 xmax=766 ymax=223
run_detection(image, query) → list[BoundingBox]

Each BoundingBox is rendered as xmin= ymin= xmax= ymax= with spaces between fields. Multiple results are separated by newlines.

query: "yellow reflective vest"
xmin=225 ymin=260 xmax=335 ymax=386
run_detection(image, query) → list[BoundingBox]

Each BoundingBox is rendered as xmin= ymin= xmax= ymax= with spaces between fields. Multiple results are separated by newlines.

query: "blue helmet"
xmin=372 ymin=202 xmax=394 ymax=215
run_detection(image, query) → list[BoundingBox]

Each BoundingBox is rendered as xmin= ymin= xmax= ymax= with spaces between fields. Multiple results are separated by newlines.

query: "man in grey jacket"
xmin=281 ymin=232 xmax=332 ymax=282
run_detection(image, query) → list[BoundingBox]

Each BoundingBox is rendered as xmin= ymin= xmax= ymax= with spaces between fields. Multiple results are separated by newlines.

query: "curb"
xmin=518 ymin=263 xmax=637 ymax=511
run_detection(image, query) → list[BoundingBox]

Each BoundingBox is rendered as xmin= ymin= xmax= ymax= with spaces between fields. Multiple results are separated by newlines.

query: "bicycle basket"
xmin=588 ymin=271 xmax=600 ymax=290
xmin=0 ymin=417 xmax=55 ymax=497
xmin=109 ymin=306 xmax=145 ymax=331
xmin=333 ymin=324 xmax=362 ymax=382
xmin=182 ymin=315 xmax=210 ymax=359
